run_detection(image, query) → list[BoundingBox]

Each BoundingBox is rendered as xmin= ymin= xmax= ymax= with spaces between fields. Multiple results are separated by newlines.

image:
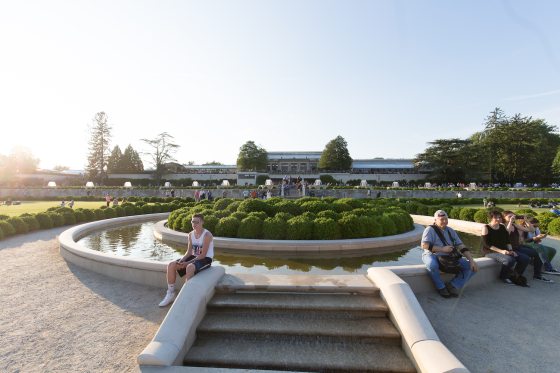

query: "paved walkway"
xmin=1 ymin=229 xmax=559 ymax=372
xmin=0 ymin=228 xmax=167 ymax=373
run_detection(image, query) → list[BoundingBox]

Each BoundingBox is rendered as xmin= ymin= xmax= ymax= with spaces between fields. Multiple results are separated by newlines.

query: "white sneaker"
xmin=158 ymin=291 xmax=176 ymax=307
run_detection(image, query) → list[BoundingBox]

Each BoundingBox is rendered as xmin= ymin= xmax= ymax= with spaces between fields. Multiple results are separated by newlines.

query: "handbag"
xmin=429 ymin=224 xmax=463 ymax=274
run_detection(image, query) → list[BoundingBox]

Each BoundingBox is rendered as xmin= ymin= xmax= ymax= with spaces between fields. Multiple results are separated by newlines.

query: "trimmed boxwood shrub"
xmin=203 ymin=215 xmax=219 ymax=234
xmin=216 ymin=217 xmax=240 ymax=238
xmin=379 ymin=215 xmax=397 ymax=236
xmin=274 ymin=200 xmax=302 ymax=216
xmin=214 ymin=198 xmax=234 ymax=211
xmin=104 ymin=208 xmax=117 ymax=219
xmin=81 ymin=209 xmax=95 ymax=222
xmin=61 ymin=211 xmax=76 ymax=225
xmin=449 ymin=207 xmax=463 ymax=219
xmin=384 ymin=213 xmax=407 ymax=233
xmin=274 ymin=212 xmax=293 ymax=221
xmin=546 ymin=217 xmax=560 ymax=235
xmin=286 ymin=216 xmax=313 ymax=240
xmin=0 ymin=220 xmax=16 ymax=236
xmin=123 ymin=205 xmax=137 ymax=216
xmin=114 ymin=206 xmax=126 ymax=217
xmin=248 ymin=211 xmax=268 ymax=220
xmin=300 ymin=200 xmax=332 ymax=214
xmin=48 ymin=212 xmax=65 ymax=227
xmin=338 ymin=214 xmax=362 ymax=239
xmin=301 ymin=211 xmax=316 ymax=221
xmin=312 ymin=218 xmax=340 ymax=240
xmin=177 ymin=214 xmax=191 ymax=232
xmin=141 ymin=204 xmax=154 ymax=214
xmin=262 ymin=217 xmax=286 ymax=239
xmin=238 ymin=216 xmax=263 ymax=239
xmin=230 ymin=211 xmax=248 ymax=221
xmin=0 ymin=227 xmax=3 ymax=240
xmin=225 ymin=201 xmax=242 ymax=213
xmin=515 ymin=209 xmax=537 ymax=216
xmin=214 ymin=210 xmax=230 ymax=219
xmin=459 ymin=208 xmax=477 ymax=222
xmin=73 ymin=210 xmax=86 ymax=223
xmin=8 ymin=217 xmax=29 ymax=234
xmin=94 ymin=209 xmax=106 ymax=221
xmin=237 ymin=199 xmax=273 ymax=216
xmin=21 ymin=216 xmax=40 ymax=231
xmin=473 ymin=209 xmax=489 ymax=223
xmin=35 ymin=213 xmax=54 ymax=229
xmin=317 ymin=210 xmax=339 ymax=221
xmin=152 ymin=204 xmax=162 ymax=213
xmin=415 ymin=204 xmax=429 ymax=216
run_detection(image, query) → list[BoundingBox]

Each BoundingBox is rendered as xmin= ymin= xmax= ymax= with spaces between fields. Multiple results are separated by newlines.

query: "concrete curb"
xmin=58 ymin=213 xmax=174 ymax=288
xmin=137 ymin=266 xmax=225 ymax=367
xmin=367 ymin=268 xmax=469 ymax=373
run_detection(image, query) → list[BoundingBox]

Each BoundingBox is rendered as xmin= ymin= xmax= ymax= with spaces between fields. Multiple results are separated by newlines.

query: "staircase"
xmin=183 ymin=276 xmax=416 ymax=372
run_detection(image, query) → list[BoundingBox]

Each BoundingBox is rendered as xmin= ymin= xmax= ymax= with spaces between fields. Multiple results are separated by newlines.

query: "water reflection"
xmin=78 ymin=222 xmax=482 ymax=275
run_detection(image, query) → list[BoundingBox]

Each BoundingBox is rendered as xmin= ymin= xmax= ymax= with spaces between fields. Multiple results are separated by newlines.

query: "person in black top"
xmin=482 ymin=210 xmax=529 ymax=285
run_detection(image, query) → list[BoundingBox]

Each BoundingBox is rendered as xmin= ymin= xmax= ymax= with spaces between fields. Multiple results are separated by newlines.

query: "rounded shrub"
xmin=515 ymin=209 xmax=537 ymax=216
xmin=384 ymin=213 xmax=407 ymax=233
xmin=123 ymin=205 xmax=137 ymax=216
xmin=449 ymin=207 xmax=463 ymax=219
xmin=230 ymin=211 xmax=248 ymax=221
xmin=248 ymin=211 xmax=268 ymax=220
xmin=214 ymin=198 xmax=234 ymax=211
xmin=262 ymin=217 xmax=286 ymax=239
xmin=363 ymin=216 xmax=383 ymax=237
xmin=141 ymin=204 xmax=154 ymax=214
xmin=203 ymin=215 xmax=219 ymax=234
xmin=238 ymin=216 xmax=263 ymax=239
xmin=546 ymin=218 xmax=560 ymax=235
xmin=379 ymin=215 xmax=397 ymax=236
xmin=22 ymin=216 xmax=40 ymax=231
xmin=312 ymin=218 xmax=340 ymax=240
xmin=7 ymin=217 xmax=29 ymax=234
xmin=0 ymin=227 xmax=3 ymax=240
xmin=415 ymin=204 xmax=429 ymax=216
xmin=300 ymin=200 xmax=332 ymax=214
xmin=35 ymin=213 xmax=54 ymax=229
xmin=301 ymin=211 xmax=317 ymax=221
xmin=103 ymin=208 xmax=117 ymax=219
xmin=274 ymin=212 xmax=293 ymax=221
xmin=0 ymin=220 xmax=16 ymax=237
xmin=338 ymin=214 xmax=362 ymax=239
xmin=175 ymin=214 xmax=190 ymax=232
xmin=61 ymin=211 xmax=76 ymax=225
xmin=286 ymin=216 xmax=313 ymax=240
xmin=216 ymin=217 xmax=240 ymax=238
xmin=94 ymin=209 xmax=106 ymax=221
xmin=48 ymin=212 xmax=65 ymax=227
xmin=274 ymin=200 xmax=302 ymax=216
xmin=459 ymin=208 xmax=477 ymax=222
xmin=237 ymin=198 xmax=273 ymax=216
xmin=152 ymin=204 xmax=162 ymax=213
xmin=473 ymin=209 xmax=489 ymax=224
xmin=73 ymin=210 xmax=86 ymax=223
xmin=317 ymin=210 xmax=339 ymax=221
xmin=536 ymin=212 xmax=558 ymax=233
xmin=225 ymin=201 xmax=242 ymax=213
xmin=114 ymin=206 xmax=126 ymax=217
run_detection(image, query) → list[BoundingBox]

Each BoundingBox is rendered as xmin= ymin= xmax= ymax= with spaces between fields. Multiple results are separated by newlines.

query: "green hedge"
xmin=312 ymin=218 xmax=340 ymax=240
xmin=0 ymin=220 xmax=16 ymax=237
xmin=216 ymin=217 xmax=240 ymax=238
xmin=262 ymin=217 xmax=287 ymax=239
xmin=238 ymin=216 xmax=263 ymax=239
xmin=7 ymin=217 xmax=29 ymax=234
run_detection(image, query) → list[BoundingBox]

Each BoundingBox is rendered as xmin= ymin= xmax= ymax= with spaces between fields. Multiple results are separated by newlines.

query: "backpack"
xmin=429 ymin=224 xmax=463 ymax=274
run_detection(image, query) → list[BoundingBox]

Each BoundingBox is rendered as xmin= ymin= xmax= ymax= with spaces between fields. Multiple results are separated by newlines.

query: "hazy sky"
xmin=1 ymin=0 xmax=559 ymax=170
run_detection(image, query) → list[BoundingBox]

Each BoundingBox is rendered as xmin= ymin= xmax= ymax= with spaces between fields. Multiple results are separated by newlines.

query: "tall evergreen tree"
xmin=107 ymin=145 xmax=123 ymax=173
xmin=318 ymin=136 xmax=352 ymax=171
xmin=86 ymin=112 xmax=112 ymax=183
xmin=121 ymin=144 xmax=144 ymax=172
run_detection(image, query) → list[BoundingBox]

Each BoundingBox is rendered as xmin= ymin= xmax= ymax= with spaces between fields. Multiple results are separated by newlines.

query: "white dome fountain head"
xmin=47 ymin=181 xmax=57 ymax=188
xmin=424 ymin=182 xmax=432 ymax=188
xmin=192 ymin=181 xmax=200 ymax=187
xmin=85 ymin=181 xmax=95 ymax=188
xmin=360 ymin=180 xmax=368 ymax=187
xmin=392 ymin=181 xmax=400 ymax=188
xmin=164 ymin=182 xmax=171 ymax=188
xmin=124 ymin=181 xmax=132 ymax=188
xmin=221 ymin=180 xmax=230 ymax=187
xmin=314 ymin=179 xmax=322 ymax=186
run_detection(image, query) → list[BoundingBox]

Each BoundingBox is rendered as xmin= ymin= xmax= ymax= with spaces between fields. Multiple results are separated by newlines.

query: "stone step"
xmin=197 ymin=312 xmax=401 ymax=345
xmin=207 ymin=292 xmax=388 ymax=316
xmin=184 ymin=335 xmax=416 ymax=372
xmin=216 ymin=274 xmax=379 ymax=295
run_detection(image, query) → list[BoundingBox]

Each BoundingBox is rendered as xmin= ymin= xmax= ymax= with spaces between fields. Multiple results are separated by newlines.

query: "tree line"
xmin=414 ymin=108 xmax=560 ymax=185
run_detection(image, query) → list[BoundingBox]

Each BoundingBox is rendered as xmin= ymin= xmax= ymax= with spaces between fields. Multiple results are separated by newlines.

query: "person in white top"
xmin=159 ymin=213 xmax=214 ymax=307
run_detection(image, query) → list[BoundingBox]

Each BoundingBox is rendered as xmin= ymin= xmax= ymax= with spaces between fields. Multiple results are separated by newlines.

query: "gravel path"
xmin=0 ymin=228 xmax=167 ymax=373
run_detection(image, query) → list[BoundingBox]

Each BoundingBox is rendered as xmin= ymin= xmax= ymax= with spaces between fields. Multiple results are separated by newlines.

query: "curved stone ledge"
xmin=58 ymin=213 xmax=175 ymax=288
xmin=154 ymin=219 xmax=424 ymax=254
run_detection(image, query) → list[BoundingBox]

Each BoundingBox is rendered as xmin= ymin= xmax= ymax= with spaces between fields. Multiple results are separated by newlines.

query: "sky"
xmin=1 ymin=0 xmax=559 ymax=170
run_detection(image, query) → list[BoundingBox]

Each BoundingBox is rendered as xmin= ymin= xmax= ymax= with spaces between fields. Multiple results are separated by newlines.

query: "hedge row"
xmin=167 ymin=197 xmax=414 ymax=240
xmin=0 ymin=201 xmax=188 ymax=240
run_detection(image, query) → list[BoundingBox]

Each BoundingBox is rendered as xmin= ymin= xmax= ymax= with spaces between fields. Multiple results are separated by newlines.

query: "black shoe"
xmin=438 ymin=287 xmax=451 ymax=298
xmin=445 ymin=282 xmax=459 ymax=297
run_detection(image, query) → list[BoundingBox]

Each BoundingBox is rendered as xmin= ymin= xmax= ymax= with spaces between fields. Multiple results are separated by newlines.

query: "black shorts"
xmin=176 ymin=255 xmax=212 ymax=277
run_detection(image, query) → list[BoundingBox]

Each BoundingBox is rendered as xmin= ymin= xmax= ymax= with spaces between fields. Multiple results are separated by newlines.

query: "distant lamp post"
xmin=192 ymin=181 xmax=199 ymax=187
xmin=85 ymin=181 xmax=95 ymax=188
xmin=124 ymin=181 xmax=132 ymax=188
xmin=47 ymin=181 xmax=57 ymax=188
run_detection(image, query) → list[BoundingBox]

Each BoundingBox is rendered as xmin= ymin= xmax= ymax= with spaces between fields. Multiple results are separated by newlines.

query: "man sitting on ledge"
xmin=421 ymin=210 xmax=478 ymax=298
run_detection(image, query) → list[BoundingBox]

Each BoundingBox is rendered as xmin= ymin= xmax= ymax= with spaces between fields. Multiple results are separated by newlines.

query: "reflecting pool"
xmin=78 ymin=221 xmax=483 ymax=275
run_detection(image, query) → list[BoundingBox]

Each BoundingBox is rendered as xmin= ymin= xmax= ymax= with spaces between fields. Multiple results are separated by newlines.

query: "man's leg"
xmin=422 ymin=251 xmax=445 ymax=290
xmin=450 ymin=258 xmax=474 ymax=289
xmin=516 ymin=246 xmax=541 ymax=277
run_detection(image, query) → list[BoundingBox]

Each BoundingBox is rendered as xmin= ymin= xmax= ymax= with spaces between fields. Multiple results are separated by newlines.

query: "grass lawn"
xmin=0 ymin=201 xmax=106 ymax=217
xmin=452 ymin=204 xmax=553 ymax=215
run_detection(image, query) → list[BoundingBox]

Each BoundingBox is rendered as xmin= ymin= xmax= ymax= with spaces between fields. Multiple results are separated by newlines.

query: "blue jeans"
xmin=486 ymin=251 xmax=530 ymax=279
xmin=422 ymin=250 xmax=475 ymax=290
xmin=515 ymin=246 xmax=542 ymax=277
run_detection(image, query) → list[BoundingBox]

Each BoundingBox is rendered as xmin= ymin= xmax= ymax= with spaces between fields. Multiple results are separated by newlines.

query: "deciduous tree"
xmin=319 ymin=136 xmax=352 ymax=171
xmin=141 ymin=132 xmax=179 ymax=182
xmin=236 ymin=141 xmax=268 ymax=172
